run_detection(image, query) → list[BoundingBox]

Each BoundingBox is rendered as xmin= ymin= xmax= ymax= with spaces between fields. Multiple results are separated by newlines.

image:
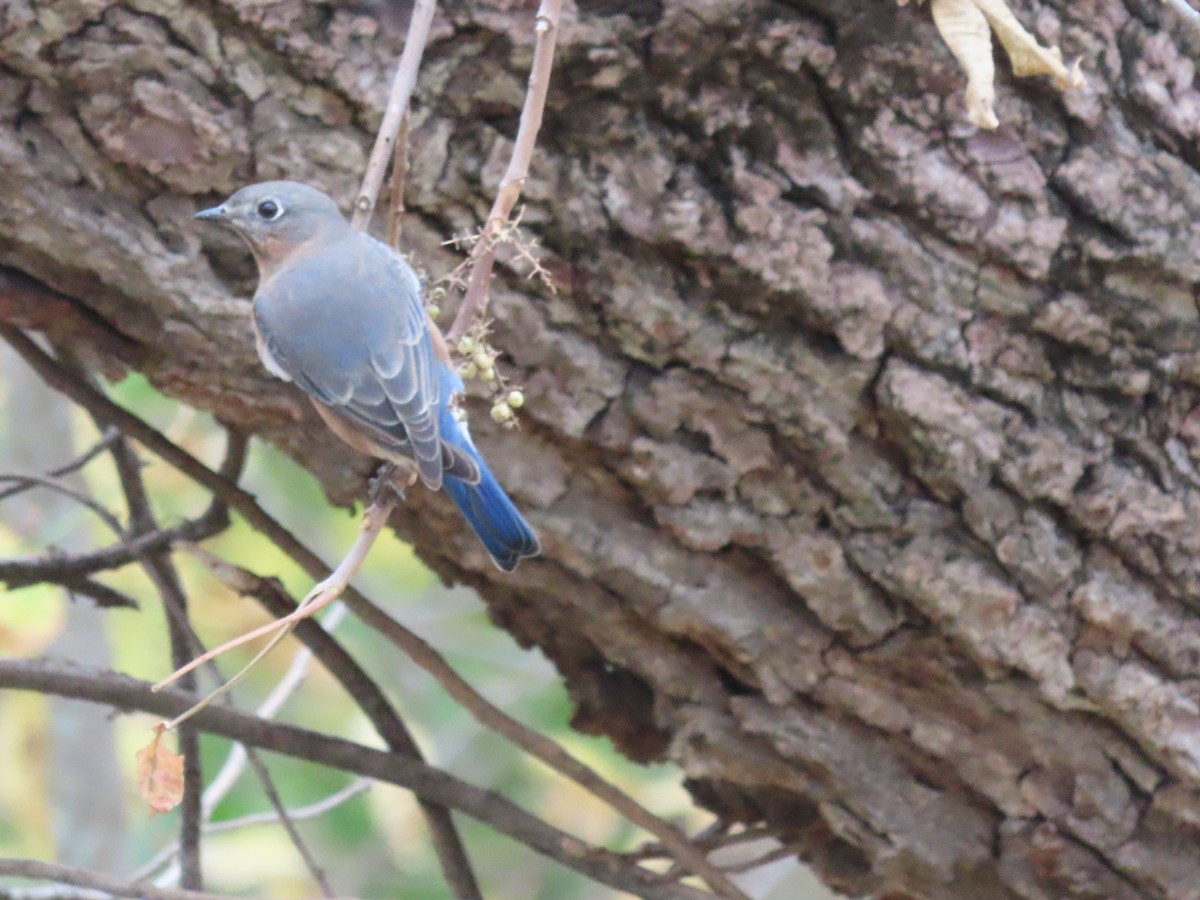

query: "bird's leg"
xmin=368 ymin=461 xmax=397 ymax=501
xmin=368 ymin=458 xmax=418 ymax=503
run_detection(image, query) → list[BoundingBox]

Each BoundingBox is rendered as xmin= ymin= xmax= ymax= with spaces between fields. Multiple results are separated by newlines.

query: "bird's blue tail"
xmin=440 ymin=404 xmax=540 ymax=572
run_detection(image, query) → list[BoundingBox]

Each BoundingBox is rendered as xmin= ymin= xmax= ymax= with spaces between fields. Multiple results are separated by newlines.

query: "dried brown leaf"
xmin=931 ymin=0 xmax=999 ymax=129
xmin=135 ymin=728 xmax=185 ymax=815
xmin=916 ymin=0 xmax=1085 ymax=128
xmin=974 ymin=0 xmax=1084 ymax=89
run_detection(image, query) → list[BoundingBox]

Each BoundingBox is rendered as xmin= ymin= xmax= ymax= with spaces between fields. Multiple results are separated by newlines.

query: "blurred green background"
xmin=0 ymin=343 xmax=832 ymax=899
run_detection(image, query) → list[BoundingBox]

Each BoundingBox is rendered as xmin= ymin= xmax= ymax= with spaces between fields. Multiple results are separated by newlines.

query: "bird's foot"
xmin=369 ymin=460 xmax=417 ymax=503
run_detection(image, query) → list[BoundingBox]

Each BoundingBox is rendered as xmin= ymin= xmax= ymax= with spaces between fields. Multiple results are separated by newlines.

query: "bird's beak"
xmin=194 ymin=205 xmax=230 ymax=223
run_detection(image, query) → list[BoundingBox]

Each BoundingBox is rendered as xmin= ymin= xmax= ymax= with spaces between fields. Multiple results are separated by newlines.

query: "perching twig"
xmin=387 ymin=114 xmax=411 ymax=250
xmin=351 ymin=0 xmax=437 ymax=230
xmin=0 ymin=427 xmax=119 ymax=502
xmin=447 ymin=0 xmax=563 ymax=344
xmin=152 ymin=495 xmax=399 ymax=703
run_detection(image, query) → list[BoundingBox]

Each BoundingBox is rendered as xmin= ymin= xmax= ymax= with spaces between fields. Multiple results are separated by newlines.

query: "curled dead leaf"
xmin=908 ymin=0 xmax=1085 ymax=128
xmin=135 ymin=727 xmax=185 ymax=815
xmin=931 ymin=0 xmax=999 ymax=129
xmin=974 ymin=0 xmax=1084 ymax=89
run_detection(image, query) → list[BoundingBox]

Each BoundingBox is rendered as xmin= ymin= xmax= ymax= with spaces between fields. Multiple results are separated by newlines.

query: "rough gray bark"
xmin=3 ymin=0 xmax=1200 ymax=896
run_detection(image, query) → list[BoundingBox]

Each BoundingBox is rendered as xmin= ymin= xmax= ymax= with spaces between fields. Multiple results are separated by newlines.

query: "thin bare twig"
xmin=633 ymin=824 xmax=774 ymax=862
xmin=3 ymin=347 xmax=334 ymax=896
xmin=0 ymin=659 xmax=715 ymax=900
xmin=351 ymin=0 xmax=438 ymax=230
xmin=207 ymin=778 xmax=373 ymax=836
xmin=61 ymin=576 xmax=140 ymax=609
xmin=54 ymin=341 xmax=210 ymax=894
xmin=134 ymin=779 xmax=373 ymax=882
xmin=108 ymin=427 xmax=328 ymax=897
xmin=447 ymin=0 xmax=563 ymax=344
xmin=0 ymin=473 xmax=126 ymax=537
xmin=238 ymin=743 xmax=336 ymax=897
xmin=719 ymin=843 xmax=799 ymax=875
xmin=387 ymin=114 xmax=411 ymax=250
xmin=0 ymin=859 xmax=226 ymax=900
xmin=0 ymin=509 xmax=228 ymax=588
xmin=0 ymin=428 xmax=119 ymax=502
xmin=110 ymin=435 xmax=205 ymax=891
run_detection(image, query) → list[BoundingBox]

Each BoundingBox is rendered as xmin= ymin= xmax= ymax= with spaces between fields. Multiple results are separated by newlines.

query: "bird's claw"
xmin=368 ymin=460 xmax=417 ymax=503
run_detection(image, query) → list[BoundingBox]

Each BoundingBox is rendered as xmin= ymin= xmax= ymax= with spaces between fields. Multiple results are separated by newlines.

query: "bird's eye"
xmin=256 ymin=199 xmax=282 ymax=221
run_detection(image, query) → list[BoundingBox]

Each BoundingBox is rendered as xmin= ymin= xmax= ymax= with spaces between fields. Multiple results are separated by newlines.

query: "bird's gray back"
xmin=252 ymin=231 xmax=448 ymax=487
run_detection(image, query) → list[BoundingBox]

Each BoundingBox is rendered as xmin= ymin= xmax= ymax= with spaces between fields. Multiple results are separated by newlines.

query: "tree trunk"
xmin=4 ymin=0 xmax=1200 ymax=896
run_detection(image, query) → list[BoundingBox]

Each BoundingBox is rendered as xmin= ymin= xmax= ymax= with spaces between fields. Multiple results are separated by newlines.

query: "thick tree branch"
xmin=8 ymin=4 xmax=1200 ymax=896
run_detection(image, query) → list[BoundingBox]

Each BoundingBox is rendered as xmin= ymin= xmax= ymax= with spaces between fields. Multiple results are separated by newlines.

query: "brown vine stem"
xmin=446 ymin=0 xmax=563 ymax=344
xmin=387 ymin=114 xmax=411 ymax=250
xmin=351 ymin=0 xmax=437 ymax=230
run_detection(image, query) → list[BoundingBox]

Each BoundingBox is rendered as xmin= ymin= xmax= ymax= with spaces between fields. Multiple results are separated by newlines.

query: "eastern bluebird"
xmin=195 ymin=181 xmax=540 ymax=571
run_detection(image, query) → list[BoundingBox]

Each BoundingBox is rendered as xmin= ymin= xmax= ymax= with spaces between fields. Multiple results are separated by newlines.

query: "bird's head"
xmin=195 ymin=181 xmax=350 ymax=276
